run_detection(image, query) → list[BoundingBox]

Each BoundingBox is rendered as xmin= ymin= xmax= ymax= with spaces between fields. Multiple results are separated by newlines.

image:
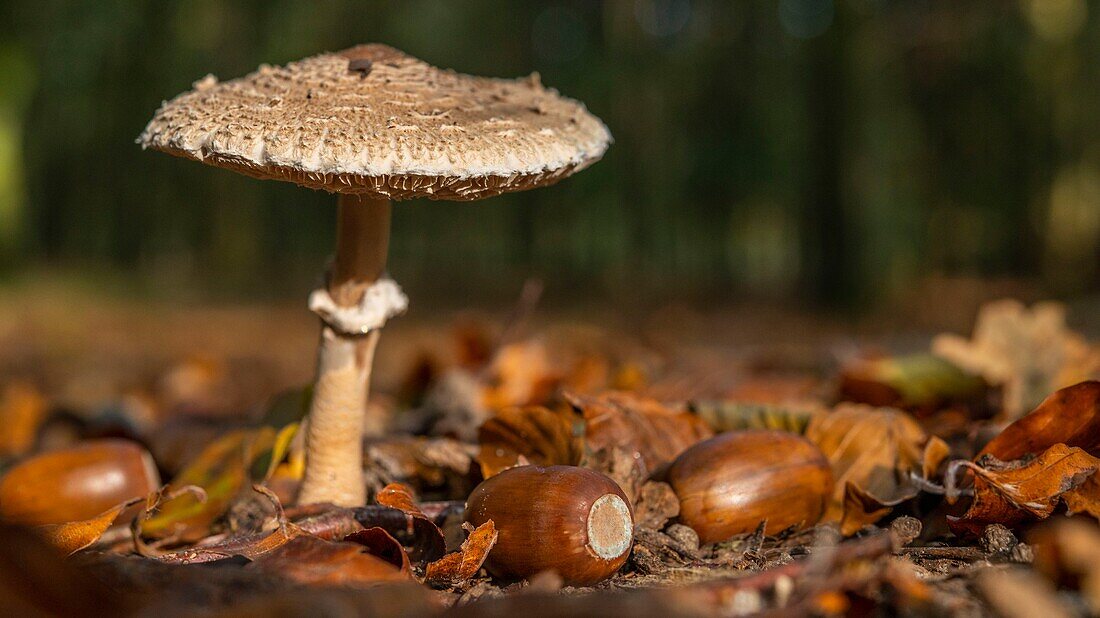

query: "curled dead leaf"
xmin=948 ymin=443 xmax=1100 ymax=536
xmin=345 ymin=527 xmax=412 ymax=573
xmin=806 ymin=404 xmax=943 ymax=533
xmin=477 ymin=406 xmax=583 ymax=478
xmin=35 ymin=497 xmax=142 ymax=555
xmin=424 ymin=520 xmax=498 ymax=586
xmin=374 ymin=483 xmax=446 ymax=564
xmin=980 ymin=381 xmax=1100 ymax=462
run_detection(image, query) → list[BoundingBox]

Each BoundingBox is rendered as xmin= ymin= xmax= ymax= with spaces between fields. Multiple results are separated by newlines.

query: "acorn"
xmin=666 ymin=430 xmax=832 ymax=544
xmin=465 ymin=465 xmax=634 ymax=585
xmin=0 ymin=439 xmax=160 ymax=525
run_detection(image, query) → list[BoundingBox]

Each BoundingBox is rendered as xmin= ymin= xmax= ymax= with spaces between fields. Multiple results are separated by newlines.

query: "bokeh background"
xmin=1 ymin=0 xmax=1098 ymax=313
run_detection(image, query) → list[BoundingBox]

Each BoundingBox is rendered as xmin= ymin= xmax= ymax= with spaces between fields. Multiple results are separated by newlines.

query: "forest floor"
xmin=1 ymin=276 xmax=1099 ymax=615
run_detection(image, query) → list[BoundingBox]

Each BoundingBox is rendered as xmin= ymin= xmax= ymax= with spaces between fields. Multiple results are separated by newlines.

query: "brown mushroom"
xmin=139 ymin=44 xmax=611 ymax=506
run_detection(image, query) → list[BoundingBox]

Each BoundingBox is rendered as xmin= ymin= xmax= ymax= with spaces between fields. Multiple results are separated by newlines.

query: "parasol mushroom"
xmin=138 ymin=44 xmax=611 ymax=506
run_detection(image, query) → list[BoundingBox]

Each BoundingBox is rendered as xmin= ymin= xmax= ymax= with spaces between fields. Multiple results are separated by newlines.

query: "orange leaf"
xmin=374 ymin=484 xmax=445 ymax=564
xmin=806 ymin=404 xmax=930 ymax=525
xmin=980 ymin=381 xmax=1100 ymax=462
xmin=950 ymin=444 xmax=1100 ymax=535
xmin=36 ymin=497 xmax=141 ymax=555
xmin=375 ymin=483 xmax=422 ymax=516
xmin=424 ymin=520 xmax=498 ymax=585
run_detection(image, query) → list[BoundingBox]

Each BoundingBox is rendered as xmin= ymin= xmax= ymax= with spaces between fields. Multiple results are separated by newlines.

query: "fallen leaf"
xmin=142 ymin=424 xmax=293 ymax=541
xmin=949 ymin=444 xmax=1100 ymax=535
xmin=932 ymin=299 xmax=1100 ymax=419
xmin=840 ymin=483 xmax=914 ymax=536
xmin=247 ymin=535 xmax=409 ymax=587
xmin=980 ymin=381 xmax=1100 ymax=461
xmin=424 ymin=520 xmax=498 ymax=585
xmin=367 ymin=436 xmax=475 ymax=497
xmin=838 ymin=353 xmax=989 ymax=415
xmin=374 ymin=483 xmax=446 ymax=564
xmin=36 ymin=497 xmax=142 ymax=555
xmin=252 ymin=422 xmax=300 ymax=482
xmin=477 ymin=406 xmax=583 ymax=477
xmin=805 ymin=404 xmax=938 ymax=531
xmin=345 ymin=527 xmax=412 ymax=573
xmin=567 ymin=391 xmax=713 ymax=476
xmin=375 ymin=483 xmax=422 ymax=515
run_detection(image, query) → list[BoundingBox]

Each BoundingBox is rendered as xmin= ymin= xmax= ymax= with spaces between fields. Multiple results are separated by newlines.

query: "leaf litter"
xmin=1 ymin=298 xmax=1100 ymax=614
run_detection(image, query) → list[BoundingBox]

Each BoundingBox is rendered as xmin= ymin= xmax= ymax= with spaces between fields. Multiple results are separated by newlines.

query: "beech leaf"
xmin=806 ymin=403 xmax=941 ymax=531
xmin=980 ymin=381 xmax=1100 ymax=462
xmin=424 ymin=520 xmax=498 ymax=586
xmin=949 ymin=443 xmax=1100 ymax=535
xmin=374 ymin=483 xmax=446 ymax=564
xmin=36 ymin=497 xmax=142 ymax=555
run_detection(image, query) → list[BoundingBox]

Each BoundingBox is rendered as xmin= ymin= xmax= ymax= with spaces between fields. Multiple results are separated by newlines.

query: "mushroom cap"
xmin=138 ymin=44 xmax=611 ymax=201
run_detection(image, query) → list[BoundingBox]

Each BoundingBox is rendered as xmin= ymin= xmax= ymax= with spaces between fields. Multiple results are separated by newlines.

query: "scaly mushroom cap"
xmin=138 ymin=44 xmax=611 ymax=200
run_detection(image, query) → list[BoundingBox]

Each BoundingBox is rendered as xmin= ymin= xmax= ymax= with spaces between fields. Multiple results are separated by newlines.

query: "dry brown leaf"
xmin=932 ymin=299 xmax=1100 ymax=419
xmin=344 ymin=527 xmax=412 ymax=573
xmin=247 ymin=535 xmax=409 ymax=587
xmin=1062 ymin=474 xmax=1100 ymax=519
xmin=980 ymin=381 xmax=1100 ymax=462
xmin=375 ymin=483 xmax=422 ymax=515
xmin=374 ymin=483 xmax=446 ymax=564
xmin=477 ymin=406 xmax=583 ymax=478
xmin=367 ymin=436 xmax=474 ymax=494
xmin=424 ymin=520 xmax=498 ymax=585
xmin=567 ymin=391 xmax=713 ymax=476
xmin=806 ymin=403 xmax=939 ymax=532
xmin=35 ymin=497 xmax=142 ymax=555
xmin=840 ymin=483 xmax=909 ymax=536
xmin=949 ymin=444 xmax=1100 ymax=535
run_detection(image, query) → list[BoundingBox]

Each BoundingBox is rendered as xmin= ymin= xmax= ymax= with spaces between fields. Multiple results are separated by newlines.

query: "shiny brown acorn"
xmin=0 ymin=439 xmax=161 ymax=525
xmin=666 ymin=430 xmax=832 ymax=544
xmin=466 ymin=465 xmax=634 ymax=585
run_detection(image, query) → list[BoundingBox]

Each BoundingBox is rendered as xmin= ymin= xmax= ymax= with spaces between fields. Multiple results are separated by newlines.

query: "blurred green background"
xmin=1 ymin=0 xmax=1098 ymax=310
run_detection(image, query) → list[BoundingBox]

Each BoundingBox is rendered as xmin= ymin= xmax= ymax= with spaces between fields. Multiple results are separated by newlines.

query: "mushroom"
xmin=139 ymin=44 xmax=611 ymax=506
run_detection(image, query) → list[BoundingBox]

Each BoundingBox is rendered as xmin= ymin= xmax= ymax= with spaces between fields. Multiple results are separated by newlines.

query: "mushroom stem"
xmin=298 ymin=194 xmax=392 ymax=507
